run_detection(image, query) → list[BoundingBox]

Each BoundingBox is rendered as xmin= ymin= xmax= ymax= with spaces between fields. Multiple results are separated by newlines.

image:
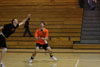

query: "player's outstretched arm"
xmin=19 ymin=14 xmax=31 ymax=26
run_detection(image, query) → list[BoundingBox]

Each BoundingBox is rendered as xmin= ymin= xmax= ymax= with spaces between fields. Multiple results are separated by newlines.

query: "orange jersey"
xmin=35 ymin=28 xmax=48 ymax=45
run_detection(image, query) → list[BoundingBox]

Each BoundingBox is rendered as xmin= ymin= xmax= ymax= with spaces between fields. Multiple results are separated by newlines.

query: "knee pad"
xmin=47 ymin=47 xmax=51 ymax=50
xmin=35 ymin=47 xmax=39 ymax=52
xmin=36 ymin=47 xmax=39 ymax=50
xmin=3 ymin=48 xmax=7 ymax=52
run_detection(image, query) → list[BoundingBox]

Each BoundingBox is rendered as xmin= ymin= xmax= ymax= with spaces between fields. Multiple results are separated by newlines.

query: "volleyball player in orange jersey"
xmin=29 ymin=21 xmax=57 ymax=63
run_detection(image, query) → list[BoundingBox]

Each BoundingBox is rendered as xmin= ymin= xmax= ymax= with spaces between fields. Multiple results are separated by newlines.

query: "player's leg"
xmin=29 ymin=43 xmax=40 ymax=63
xmin=0 ymin=48 xmax=7 ymax=67
xmin=44 ymin=44 xmax=57 ymax=61
xmin=0 ymin=35 xmax=7 ymax=67
xmin=0 ymin=48 xmax=7 ymax=62
xmin=27 ymin=28 xmax=32 ymax=37
xmin=23 ymin=28 xmax=27 ymax=37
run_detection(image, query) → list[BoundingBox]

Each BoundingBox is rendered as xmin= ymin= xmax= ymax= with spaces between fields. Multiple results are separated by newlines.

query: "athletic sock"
xmin=50 ymin=55 xmax=53 ymax=58
xmin=30 ymin=56 xmax=34 ymax=59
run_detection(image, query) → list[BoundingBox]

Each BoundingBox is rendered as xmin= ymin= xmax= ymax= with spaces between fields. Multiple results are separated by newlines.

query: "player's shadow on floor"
xmin=25 ymin=59 xmax=57 ymax=63
xmin=24 ymin=60 xmax=57 ymax=67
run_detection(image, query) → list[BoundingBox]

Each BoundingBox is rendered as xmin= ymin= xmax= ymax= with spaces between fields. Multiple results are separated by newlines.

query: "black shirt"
xmin=24 ymin=18 xmax=30 ymax=28
xmin=24 ymin=22 xmax=29 ymax=28
xmin=2 ymin=24 xmax=19 ymax=38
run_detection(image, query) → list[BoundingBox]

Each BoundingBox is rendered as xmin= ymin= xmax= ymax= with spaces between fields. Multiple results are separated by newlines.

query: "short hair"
xmin=11 ymin=18 xmax=15 ymax=24
xmin=40 ymin=21 xmax=45 ymax=25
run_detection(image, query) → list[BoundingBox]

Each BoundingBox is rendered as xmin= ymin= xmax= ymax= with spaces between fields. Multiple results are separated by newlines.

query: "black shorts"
xmin=36 ymin=43 xmax=49 ymax=50
xmin=0 ymin=35 xmax=7 ymax=48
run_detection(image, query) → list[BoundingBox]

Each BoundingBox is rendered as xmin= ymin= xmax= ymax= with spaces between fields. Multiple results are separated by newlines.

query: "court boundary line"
xmin=75 ymin=59 xmax=79 ymax=67
xmin=3 ymin=51 xmax=100 ymax=54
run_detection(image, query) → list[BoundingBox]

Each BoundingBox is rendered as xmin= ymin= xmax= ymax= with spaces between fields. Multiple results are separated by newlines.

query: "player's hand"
xmin=41 ymin=38 xmax=45 ymax=40
xmin=28 ymin=14 xmax=31 ymax=18
xmin=41 ymin=37 xmax=48 ymax=40
xmin=93 ymin=0 xmax=97 ymax=3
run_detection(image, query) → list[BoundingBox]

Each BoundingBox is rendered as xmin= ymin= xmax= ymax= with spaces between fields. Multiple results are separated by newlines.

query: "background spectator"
xmin=23 ymin=18 xmax=32 ymax=37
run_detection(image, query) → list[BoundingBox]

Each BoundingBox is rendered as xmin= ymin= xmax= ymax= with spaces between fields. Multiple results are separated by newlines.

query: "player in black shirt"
xmin=0 ymin=14 xmax=31 ymax=67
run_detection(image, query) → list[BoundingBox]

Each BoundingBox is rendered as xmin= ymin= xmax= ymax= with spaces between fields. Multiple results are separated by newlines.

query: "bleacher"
xmin=0 ymin=0 xmax=83 ymax=48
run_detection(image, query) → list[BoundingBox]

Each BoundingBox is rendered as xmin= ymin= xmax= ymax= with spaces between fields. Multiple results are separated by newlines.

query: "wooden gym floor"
xmin=1 ymin=49 xmax=100 ymax=67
